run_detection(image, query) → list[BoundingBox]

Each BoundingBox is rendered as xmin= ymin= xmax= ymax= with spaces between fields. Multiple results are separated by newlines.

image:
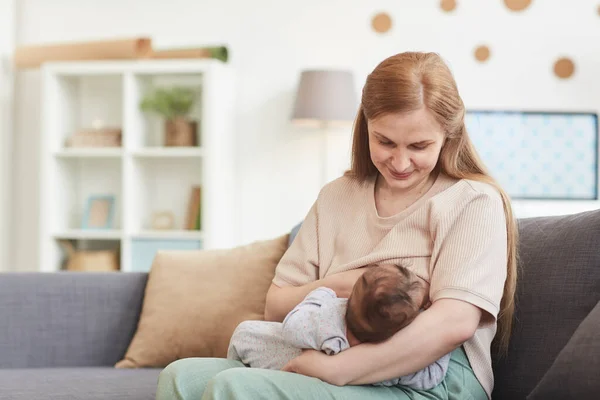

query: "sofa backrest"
xmin=492 ymin=210 xmax=600 ymax=399
xmin=0 ymin=272 xmax=148 ymax=368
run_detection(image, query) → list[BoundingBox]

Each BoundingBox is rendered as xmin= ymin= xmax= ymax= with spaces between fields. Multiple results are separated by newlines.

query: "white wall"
xmin=11 ymin=0 xmax=600 ymax=271
xmin=0 ymin=0 xmax=15 ymax=272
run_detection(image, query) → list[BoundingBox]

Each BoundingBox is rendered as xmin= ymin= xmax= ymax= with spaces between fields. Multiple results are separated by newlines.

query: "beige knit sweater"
xmin=272 ymin=172 xmax=508 ymax=399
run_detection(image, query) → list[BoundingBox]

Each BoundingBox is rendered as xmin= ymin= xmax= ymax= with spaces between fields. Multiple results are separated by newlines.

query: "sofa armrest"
xmin=0 ymin=272 xmax=147 ymax=368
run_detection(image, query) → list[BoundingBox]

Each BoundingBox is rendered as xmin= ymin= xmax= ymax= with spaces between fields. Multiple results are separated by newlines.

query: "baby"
xmin=227 ymin=264 xmax=450 ymax=390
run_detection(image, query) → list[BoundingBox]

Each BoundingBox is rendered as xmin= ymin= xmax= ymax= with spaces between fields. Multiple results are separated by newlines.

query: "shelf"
xmin=54 ymin=148 xmax=123 ymax=158
xmin=40 ymin=60 xmax=236 ymax=272
xmin=52 ymin=229 xmax=122 ymax=240
xmin=130 ymin=230 xmax=204 ymax=240
xmin=131 ymin=147 xmax=205 ymax=158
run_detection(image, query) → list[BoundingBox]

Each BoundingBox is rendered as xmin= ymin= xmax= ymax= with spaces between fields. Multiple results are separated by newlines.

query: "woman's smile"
xmin=388 ymin=168 xmax=413 ymax=180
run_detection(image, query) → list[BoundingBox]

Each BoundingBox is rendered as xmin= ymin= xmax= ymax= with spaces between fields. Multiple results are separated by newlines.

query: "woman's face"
xmin=367 ymin=107 xmax=446 ymax=193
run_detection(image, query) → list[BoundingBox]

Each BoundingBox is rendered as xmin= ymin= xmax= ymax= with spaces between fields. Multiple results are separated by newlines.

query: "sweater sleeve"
xmin=429 ymin=187 xmax=508 ymax=326
xmin=272 ymin=200 xmax=320 ymax=287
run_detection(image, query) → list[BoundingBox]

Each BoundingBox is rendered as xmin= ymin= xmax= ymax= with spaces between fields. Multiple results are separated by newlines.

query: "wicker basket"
xmin=60 ymin=240 xmax=120 ymax=272
xmin=66 ymin=127 xmax=122 ymax=147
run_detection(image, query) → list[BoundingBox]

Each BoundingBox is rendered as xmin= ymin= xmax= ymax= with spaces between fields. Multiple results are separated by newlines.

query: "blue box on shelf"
xmin=131 ymin=238 xmax=202 ymax=272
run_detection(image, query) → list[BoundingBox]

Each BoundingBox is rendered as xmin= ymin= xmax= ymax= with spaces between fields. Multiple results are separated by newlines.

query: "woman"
xmin=156 ymin=51 xmax=518 ymax=400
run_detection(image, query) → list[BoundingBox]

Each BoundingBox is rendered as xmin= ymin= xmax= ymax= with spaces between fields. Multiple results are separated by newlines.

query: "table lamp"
xmin=290 ymin=70 xmax=358 ymax=185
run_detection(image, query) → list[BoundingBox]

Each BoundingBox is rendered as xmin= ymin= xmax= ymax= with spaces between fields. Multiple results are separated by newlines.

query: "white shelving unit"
xmin=39 ymin=59 xmax=236 ymax=272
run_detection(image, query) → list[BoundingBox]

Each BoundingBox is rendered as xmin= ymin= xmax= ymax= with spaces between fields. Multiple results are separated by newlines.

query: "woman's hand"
xmin=281 ymin=350 xmax=345 ymax=386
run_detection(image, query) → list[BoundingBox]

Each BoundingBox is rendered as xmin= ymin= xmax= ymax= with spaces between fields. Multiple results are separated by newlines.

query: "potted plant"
xmin=140 ymin=86 xmax=199 ymax=146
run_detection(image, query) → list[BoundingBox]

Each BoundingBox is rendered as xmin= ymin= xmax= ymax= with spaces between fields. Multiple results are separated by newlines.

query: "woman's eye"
xmin=411 ymin=144 xmax=428 ymax=150
xmin=378 ymin=140 xmax=393 ymax=146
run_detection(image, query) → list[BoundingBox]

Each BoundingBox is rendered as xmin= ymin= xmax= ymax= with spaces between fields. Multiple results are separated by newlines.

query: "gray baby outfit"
xmin=227 ymin=287 xmax=451 ymax=390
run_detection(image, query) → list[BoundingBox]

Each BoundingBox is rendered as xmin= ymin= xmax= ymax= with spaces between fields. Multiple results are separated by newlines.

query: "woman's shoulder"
xmin=317 ymin=174 xmax=373 ymax=202
xmin=432 ymin=174 xmax=504 ymax=213
xmin=461 ymin=179 xmax=503 ymax=203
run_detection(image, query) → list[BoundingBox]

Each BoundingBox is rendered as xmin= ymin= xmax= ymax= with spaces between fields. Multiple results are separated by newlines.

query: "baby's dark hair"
xmin=346 ymin=264 xmax=424 ymax=343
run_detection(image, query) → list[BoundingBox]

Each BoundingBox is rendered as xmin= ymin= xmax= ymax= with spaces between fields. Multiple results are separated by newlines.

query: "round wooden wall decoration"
xmin=504 ymin=0 xmax=532 ymax=11
xmin=440 ymin=0 xmax=457 ymax=12
xmin=554 ymin=57 xmax=575 ymax=79
xmin=474 ymin=45 xmax=490 ymax=62
xmin=372 ymin=12 xmax=392 ymax=33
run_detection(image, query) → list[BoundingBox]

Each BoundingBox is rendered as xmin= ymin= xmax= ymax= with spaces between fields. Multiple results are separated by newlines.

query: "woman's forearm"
xmin=265 ymin=268 xmax=371 ymax=322
xmin=333 ymin=299 xmax=482 ymax=386
xmin=264 ymin=281 xmax=324 ymax=322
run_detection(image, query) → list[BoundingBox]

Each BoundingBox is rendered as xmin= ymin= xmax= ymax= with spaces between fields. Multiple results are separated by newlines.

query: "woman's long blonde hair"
xmin=346 ymin=52 xmax=518 ymax=354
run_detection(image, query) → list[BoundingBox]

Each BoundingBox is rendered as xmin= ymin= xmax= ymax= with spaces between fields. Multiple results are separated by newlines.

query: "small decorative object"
xmin=440 ymin=0 xmax=457 ymax=12
xmin=82 ymin=195 xmax=116 ymax=229
xmin=140 ymin=86 xmax=199 ymax=147
xmin=371 ymin=12 xmax=393 ymax=34
xmin=554 ymin=57 xmax=575 ymax=79
xmin=67 ymin=119 xmax=122 ymax=147
xmin=59 ymin=240 xmax=119 ymax=272
xmin=474 ymin=45 xmax=491 ymax=62
xmin=151 ymin=211 xmax=176 ymax=230
xmin=504 ymin=0 xmax=532 ymax=12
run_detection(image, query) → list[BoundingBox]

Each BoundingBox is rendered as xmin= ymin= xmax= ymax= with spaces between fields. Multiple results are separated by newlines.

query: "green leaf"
xmin=139 ymin=86 xmax=199 ymax=119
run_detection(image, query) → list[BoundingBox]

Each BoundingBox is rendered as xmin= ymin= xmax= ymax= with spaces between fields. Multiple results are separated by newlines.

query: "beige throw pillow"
xmin=115 ymin=234 xmax=289 ymax=368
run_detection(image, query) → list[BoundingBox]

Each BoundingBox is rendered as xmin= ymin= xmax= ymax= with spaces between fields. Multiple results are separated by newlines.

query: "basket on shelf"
xmin=66 ymin=127 xmax=122 ymax=148
xmin=60 ymin=240 xmax=120 ymax=272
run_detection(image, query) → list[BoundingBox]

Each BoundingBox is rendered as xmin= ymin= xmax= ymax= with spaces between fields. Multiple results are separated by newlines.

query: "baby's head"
xmin=346 ymin=264 xmax=426 ymax=343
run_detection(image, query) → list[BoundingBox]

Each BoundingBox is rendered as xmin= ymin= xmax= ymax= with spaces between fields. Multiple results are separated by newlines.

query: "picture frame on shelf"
xmin=151 ymin=211 xmax=175 ymax=230
xmin=82 ymin=195 xmax=116 ymax=229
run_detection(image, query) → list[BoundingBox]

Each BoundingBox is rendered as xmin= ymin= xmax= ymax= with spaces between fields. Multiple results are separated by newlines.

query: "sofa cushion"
xmin=116 ymin=234 xmax=289 ymax=368
xmin=492 ymin=210 xmax=600 ymax=400
xmin=527 ymin=300 xmax=600 ymax=399
xmin=0 ymin=368 xmax=161 ymax=400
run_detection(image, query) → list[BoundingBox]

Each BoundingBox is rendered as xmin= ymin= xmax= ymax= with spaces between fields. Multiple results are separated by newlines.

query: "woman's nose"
xmin=390 ymin=151 xmax=411 ymax=172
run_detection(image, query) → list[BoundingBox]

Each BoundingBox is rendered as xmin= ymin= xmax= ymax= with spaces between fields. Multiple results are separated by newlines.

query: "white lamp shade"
xmin=291 ymin=70 xmax=358 ymax=126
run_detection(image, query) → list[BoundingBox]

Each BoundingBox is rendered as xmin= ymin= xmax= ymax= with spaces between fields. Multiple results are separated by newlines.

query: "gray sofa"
xmin=1 ymin=210 xmax=599 ymax=399
xmin=0 ymin=272 xmax=160 ymax=399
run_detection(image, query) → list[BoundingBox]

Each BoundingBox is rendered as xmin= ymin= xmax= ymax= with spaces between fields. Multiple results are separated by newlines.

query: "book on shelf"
xmin=185 ymin=186 xmax=202 ymax=230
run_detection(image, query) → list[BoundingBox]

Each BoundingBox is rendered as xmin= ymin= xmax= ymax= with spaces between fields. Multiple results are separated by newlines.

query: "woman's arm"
xmin=340 ymin=298 xmax=481 ymax=385
xmin=264 ymin=282 xmax=323 ymax=322
xmin=265 ymin=267 xmax=370 ymax=322
xmin=282 ymin=298 xmax=481 ymax=386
